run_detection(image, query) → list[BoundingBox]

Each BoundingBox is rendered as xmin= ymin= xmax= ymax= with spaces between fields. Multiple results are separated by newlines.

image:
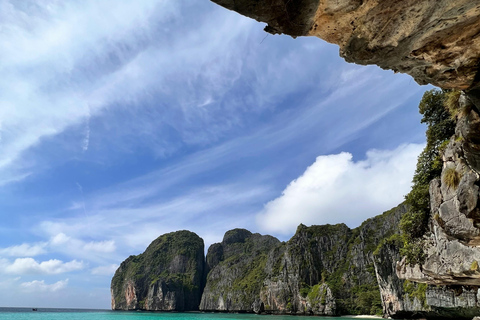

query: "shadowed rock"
xmin=211 ymin=0 xmax=480 ymax=91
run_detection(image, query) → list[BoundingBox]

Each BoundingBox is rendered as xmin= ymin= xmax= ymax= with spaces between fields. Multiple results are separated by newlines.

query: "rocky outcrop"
xmin=199 ymin=228 xmax=280 ymax=312
xmin=110 ymin=205 xmax=409 ymax=316
xmin=374 ymin=242 xmax=428 ymax=318
xmin=110 ymin=203 xmax=480 ymax=317
xmin=110 ymin=181 xmax=480 ymax=318
xmin=385 ymin=93 xmax=480 ymax=318
xmin=397 ymin=95 xmax=480 ymax=285
xmin=210 ymin=0 xmax=480 ymax=92
xmin=374 ymin=239 xmax=480 ymax=319
xmin=200 ymin=205 xmax=407 ymax=316
xmin=259 ymin=223 xmax=350 ymax=315
xmin=199 ymin=225 xmax=345 ymax=315
xmin=110 ymin=230 xmax=205 ymax=311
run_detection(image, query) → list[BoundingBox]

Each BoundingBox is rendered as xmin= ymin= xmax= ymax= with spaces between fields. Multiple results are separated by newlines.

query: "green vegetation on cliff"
xmin=322 ymin=205 xmax=404 ymax=316
xmin=400 ymin=89 xmax=457 ymax=264
xmin=259 ymin=205 xmax=404 ymax=316
xmin=403 ymin=280 xmax=428 ymax=308
xmin=113 ymin=203 xmax=409 ymax=316
xmin=200 ymin=229 xmax=280 ymax=311
xmin=111 ymin=230 xmax=204 ymax=311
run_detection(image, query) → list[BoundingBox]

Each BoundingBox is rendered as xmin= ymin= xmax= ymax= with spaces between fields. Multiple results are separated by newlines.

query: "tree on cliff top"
xmin=400 ymin=89 xmax=456 ymax=264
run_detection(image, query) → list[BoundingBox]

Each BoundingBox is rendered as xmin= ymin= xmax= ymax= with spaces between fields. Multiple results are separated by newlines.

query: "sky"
xmin=0 ymin=0 xmax=431 ymax=309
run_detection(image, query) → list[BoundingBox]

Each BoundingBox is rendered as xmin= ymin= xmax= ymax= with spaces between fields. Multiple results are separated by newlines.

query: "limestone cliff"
xmin=392 ymin=93 xmax=480 ymax=318
xmin=210 ymin=0 xmax=480 ymax=92
xmin=110 ymin=230 xmax=204 ymax=311
xmin=199 ymin=225 xmax=342 ymax=314
xmin=375 ymin=226 xmax=480 ymax=319
xmin=110 ymin=205 xmax=410 ymax=316
xmin=259 ymin=223 xmax=350 ymax=315
xmin=202 ymin=3 xmax=480 ymax=317
xmin=110 ymin=162 xmax=480 ymax=318
xmin=199 ymin=228 xmax=280 ymax=312
xmin=200 ymin=205 xmax=406 ymax=316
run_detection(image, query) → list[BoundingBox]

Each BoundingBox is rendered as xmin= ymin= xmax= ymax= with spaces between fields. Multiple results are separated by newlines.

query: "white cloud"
xmin=3 ymin=258 xmax=84 ymax=275
xmin=256 ymin=143 xmax=424 ymax=235
xmin=50 ymin=233 xmax=71 ymax=246
xmin=20 ymin=279 xmax=68 ymax=292
xmin=0 ymin=243 xmax=47 ymax=257
xmin=83 ymin=240 xmax=116 ymax=253
xmin=91 ymin=264 xmax=118 ymax=276
xmin=0 ymin=234 xmax=119 ymax=270
xmin=46 ymin=233 xmax=118 ymax=262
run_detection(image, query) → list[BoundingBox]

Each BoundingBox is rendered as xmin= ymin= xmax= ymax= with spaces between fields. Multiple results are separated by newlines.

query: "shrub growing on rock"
xmin=443 ymin=167 xmax=461 ymax=189
xmin=400 ymin=89 xmax=456 ymax=265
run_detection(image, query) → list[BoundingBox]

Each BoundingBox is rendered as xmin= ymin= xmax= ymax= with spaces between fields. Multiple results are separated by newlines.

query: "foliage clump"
xmin=443 ymin=167 xmax=461 ymax=189
xmin=444 ymin=90 xmax=461 ymax=119
xmin=403 ymin=280 xmax=428 ymax=308
xmin=471 ymin=260 xmax=479 ymax=271
xmin=400 ymin=89 xmax=457 ymax=265
xmin=306 ymin=283 xmax=327 ymax=304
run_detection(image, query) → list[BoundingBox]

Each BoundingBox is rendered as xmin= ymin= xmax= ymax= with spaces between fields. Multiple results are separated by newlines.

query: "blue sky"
xmin=0 ymin=0 xmax=429 ymax=309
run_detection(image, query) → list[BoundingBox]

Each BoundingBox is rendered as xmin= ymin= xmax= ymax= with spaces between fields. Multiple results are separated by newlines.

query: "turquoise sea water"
xmin=0 ymin=309 xmax=368 ymax=320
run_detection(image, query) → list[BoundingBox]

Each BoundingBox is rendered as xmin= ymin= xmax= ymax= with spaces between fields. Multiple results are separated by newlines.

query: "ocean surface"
xmin=0 ymin=308 xmax=372 ymax=320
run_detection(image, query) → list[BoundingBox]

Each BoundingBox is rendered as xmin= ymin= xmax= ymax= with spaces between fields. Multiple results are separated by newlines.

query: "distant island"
xmin=111 ymin=206 xmax=405 ymax=317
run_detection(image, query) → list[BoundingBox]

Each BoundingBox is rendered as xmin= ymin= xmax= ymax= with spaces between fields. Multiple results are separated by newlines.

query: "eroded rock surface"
xmin=199 ymin=228 xmax=280 ymax=312
xmin=200 ymin=206 xmax=407 ymax=315
xmin=398 ymin=95 xmax=480 ymax=286
xmin=211 ymin=0 xmax=480 ymax=91
xmin=259 ymin=223 xmax=349 ymax=315
xmin=110 ymin=230 xmax=205 ymax=311
xmin=389 ymin=93 xmax=480 ymax=318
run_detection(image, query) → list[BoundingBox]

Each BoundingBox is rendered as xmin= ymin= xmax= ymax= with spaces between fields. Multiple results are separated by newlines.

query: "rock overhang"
xmin=211 ymin=0 xmax=480 ymax=92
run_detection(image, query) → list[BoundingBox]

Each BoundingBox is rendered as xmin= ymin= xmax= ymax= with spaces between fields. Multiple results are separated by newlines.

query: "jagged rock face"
xmin=260 ymin=224 xmax=350 ymax=315
xmin=370 ymin=94 xmax=480 ymax=320
xmin=456 ymin=95 xmax=480 ymax=175
xmin=398 ymin=95 xmax=480 ymax=287
xmin=211 ymin=0 xmax=480 ymax=91
xmin=200 ymin=207 xmax=406 ymax=316
xmin=199 ymin=228 xmax=280 ymax=312
xmin=426 ymin=286 xmax=480 ymax=319
xmin=260 ymin=205 xmax=408 ymax=316
xmin=375 ymin=239 xmax=480 ymax=319
xmin=391 ymin=93 xmax=480 ymax=318
xmin=199 ymin=226 xmax=346 ymax=315
xmin=374 ymin=242 xmax=420 ymax=318
xmin=110 ymin=230 xmax=205 ymax=311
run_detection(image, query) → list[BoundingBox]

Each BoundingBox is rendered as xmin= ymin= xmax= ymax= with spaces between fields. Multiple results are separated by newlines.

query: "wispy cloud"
xmin=82 ymin=114 xmax=91 ymax=152
xmin=0 ymin=0 xmax=178 ymax=185
xmin=20 ymin=279 xmax=68 ymax=292
xmin=45 ymin=233 xmax=117 ymax=264
xmin=0 ymin=234 xmax=117 ymax=269
xmin=0 ymin=277 xmax=20 ymax=289
xmin=39 ymin=182 xmax=272 ymax=252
